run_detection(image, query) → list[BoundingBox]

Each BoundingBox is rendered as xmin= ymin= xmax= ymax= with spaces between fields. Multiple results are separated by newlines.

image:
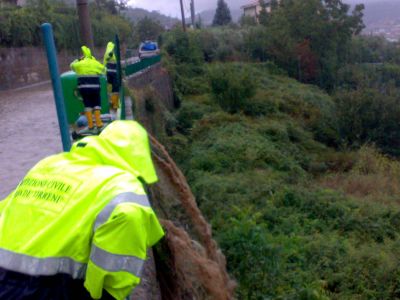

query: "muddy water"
xmin=0 ymin=84 xmax=62 ymax=199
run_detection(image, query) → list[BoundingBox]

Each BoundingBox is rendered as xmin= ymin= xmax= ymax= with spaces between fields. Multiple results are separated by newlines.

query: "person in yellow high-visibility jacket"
xmin=103 ymin=42 xmax=120 ymax=113
xmin=71 ymin=46 xmax=106 ymax=135
xmin=0 ymin=121 xmax=164 ymax=300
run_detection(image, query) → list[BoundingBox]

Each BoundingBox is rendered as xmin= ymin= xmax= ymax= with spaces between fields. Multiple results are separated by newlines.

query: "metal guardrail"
xmin=124 ymin=55 xmax=161 ymax=77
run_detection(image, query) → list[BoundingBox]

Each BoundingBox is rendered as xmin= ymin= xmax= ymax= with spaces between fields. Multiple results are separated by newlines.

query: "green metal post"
xmin=115 ymin=34 xmax=126 ymax=120
xmin=41 ymin=23 xmax=72 ymax=151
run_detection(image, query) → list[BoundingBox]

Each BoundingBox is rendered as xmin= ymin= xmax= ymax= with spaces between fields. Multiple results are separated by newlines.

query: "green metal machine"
xmin=60 ymin=71 xmax=110 ymax=125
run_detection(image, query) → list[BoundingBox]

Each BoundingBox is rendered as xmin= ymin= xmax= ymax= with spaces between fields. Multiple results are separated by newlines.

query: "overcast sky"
xmin=127 ymin=0 xmax=384 ymax=18
xmin=127 ymin=0 xmax=260 ymax=17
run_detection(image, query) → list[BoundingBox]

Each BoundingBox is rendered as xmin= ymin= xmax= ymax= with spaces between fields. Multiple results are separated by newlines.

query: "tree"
xmin=335 ymin=88 xmax=400 ymax=155
xmin=270 ymin=0 xmax=279 ymax=10
xmin=264 ymin=0 xmax=365 ymax=89
xmin=195 ymin=15 xmax=203 ymax=29
xmin=135 ymin=16 xmax=164 ymax=43
xmin=258 ymin=0 xmax=268 ymax=26
xmin=94 ymin=0 xmax=127 ymax=15
xmin=212 ymin=0 xmax=231 ymax=26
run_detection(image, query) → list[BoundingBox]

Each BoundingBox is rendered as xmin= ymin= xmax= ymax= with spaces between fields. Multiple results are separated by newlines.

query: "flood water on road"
xmin=0 ymin=84 xmax=62 ymax=199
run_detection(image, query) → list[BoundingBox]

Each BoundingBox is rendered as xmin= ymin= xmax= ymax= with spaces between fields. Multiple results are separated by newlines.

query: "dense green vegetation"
xmin=155 ymin=0 xmax=400 ymax=298
xmin=0 ymin=0 xmax=132 ymax=49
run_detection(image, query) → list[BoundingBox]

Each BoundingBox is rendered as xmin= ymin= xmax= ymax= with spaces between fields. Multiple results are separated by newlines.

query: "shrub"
xmin=175 ymin=99 xmax=214 ymax=134
xmin=164 ymin=29 xmax=203 ymax=65
xmin=209 ymin=64 xmax=257 ymax=113
xmin=242 ymin=90 xmax=280 ymax=116
xmin=335 ymin=88 xmax=400 ymax=156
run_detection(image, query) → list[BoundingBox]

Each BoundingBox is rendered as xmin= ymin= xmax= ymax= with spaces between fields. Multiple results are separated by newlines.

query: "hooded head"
xmin=81 ymin=46 xmax=93 ymax=59
xmin=70 ymin=121 xmax=158 ymax=184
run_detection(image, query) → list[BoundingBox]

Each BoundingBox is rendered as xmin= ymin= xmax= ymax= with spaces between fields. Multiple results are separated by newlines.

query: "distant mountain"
xmin=361 ymin=0 xmax=400 ymax=26
xmin=123 ymin=8 xmax=180 ymax=28
xmin=359 ymin=0 xmax=400 ymax=41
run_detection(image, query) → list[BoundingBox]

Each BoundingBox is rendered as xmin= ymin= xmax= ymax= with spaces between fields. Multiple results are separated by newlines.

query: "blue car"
xmin=138 ymin=41 xmax=160 ymax=59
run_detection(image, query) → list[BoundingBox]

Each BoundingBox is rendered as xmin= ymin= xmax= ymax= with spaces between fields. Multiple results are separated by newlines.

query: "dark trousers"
xmin=106 ymin=62 xmax=119 ymax=93
xmin=0 ymin=268 xmax=115 ymax=300
xmin=77 ymin=77 xmax=101 ymax=109
xmin=107 ymin=72 xmax=119 ymax=93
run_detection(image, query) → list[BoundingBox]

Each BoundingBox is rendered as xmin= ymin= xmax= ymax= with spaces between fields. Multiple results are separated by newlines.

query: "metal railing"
xmin=124 ymin=55 xmax=161 ymax=77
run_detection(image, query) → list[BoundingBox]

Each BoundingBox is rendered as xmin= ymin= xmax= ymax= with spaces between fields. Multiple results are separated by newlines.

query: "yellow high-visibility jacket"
xmin=71 ymin=46 xmax=106 ymax=75
xmin=103 ymin=42 xmax=117 ymax=65
xmin=0 ymin=121 xmax=164 ymax=300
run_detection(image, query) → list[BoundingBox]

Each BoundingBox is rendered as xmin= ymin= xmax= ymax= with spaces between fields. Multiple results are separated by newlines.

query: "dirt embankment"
xmin=128 ymin=66 xmax=236 ymax=299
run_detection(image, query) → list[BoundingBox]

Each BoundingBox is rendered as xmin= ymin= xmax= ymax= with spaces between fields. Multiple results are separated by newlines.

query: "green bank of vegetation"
xmin=154 ymin=0 xmax=400 ymax=298
xmin=0 ymin=0 xmax=132 ymax=50
xmin=0 ymin=0 xmax=169 ymax=55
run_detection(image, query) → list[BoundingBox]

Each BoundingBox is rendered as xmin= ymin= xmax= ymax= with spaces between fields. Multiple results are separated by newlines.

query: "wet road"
xmin=0 ymin=84 xmax=62 ymax=199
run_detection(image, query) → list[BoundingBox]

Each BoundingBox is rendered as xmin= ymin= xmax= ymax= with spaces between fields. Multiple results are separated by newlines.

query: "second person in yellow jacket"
xmin=103 ymin=42 xmax=120 ymax=113
xmin=71 ymin=46 xmax=106 ymax=135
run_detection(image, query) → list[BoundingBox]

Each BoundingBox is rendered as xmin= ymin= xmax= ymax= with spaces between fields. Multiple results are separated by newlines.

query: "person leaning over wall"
xmin=0 ymin=120 xmax=164 ymax=300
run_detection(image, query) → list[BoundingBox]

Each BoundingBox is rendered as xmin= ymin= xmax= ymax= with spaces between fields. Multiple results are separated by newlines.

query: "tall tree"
xmin=270 ymin=0 xmax=279 ymax=10
xmin=265 ymin=0 xmax=365 ymax=89
xmin=94 ymin=0 xmax=127 ymax=14
xmin=212 ymin=0 xmax=231 ymax=26
xmin=258 ymin=0 xmax=268 ymax=26
xmin=135 ymin=16 xmax=164 ymax=42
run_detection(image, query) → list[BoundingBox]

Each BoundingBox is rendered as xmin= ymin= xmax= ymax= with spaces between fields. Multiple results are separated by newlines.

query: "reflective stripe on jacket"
xmin=0 ymin=121 xmax=164 ymax=300
xmin=106 ymin=62 xmax=117 ymax=75
xmin=77 ymin=76 xmax=101 ymax=91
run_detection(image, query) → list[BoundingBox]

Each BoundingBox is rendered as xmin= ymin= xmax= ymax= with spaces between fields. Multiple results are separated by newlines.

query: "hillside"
xmin=159 ymin=59 xmax=400 ymax=299
xmin=151 ymin=9 xmax=400 ymax=294
xmin=154 ymin=56 xmax=400 ymax=299
xmin=123 ymin=7 xmax=179 ymax=28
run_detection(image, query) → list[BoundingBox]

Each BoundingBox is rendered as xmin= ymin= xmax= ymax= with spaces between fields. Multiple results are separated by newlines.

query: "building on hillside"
xmin=241 ymin=0 xmax=279 ymax=21
xmin=242 ymin=1 xmax=263 ymax=19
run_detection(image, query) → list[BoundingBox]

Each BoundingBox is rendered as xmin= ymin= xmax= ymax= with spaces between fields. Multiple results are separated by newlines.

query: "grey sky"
xmin=127 ymin=0 xmax=384 ymax=18
xmin=127 ymin=0 xmax=250 ymax=17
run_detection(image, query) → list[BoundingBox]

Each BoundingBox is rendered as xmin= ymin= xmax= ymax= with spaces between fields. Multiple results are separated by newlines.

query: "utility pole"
xmin=179 ymin=0 xmax=186 ymax=32
xmin=76 ymin=0 xmax=94 ymax=49
xmin=190 ymin=0 xmax=196 ymax=28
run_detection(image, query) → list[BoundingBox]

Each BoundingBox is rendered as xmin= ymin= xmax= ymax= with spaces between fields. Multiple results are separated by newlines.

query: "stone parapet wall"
xmin=126 ymin=64 xmax=175 ymax=110
xmin=0 ymin=47 xmax=105 ymax=91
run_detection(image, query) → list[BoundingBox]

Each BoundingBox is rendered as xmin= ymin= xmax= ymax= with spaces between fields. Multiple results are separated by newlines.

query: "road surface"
xmin=0 ymin=84 xmax=61 ymax=199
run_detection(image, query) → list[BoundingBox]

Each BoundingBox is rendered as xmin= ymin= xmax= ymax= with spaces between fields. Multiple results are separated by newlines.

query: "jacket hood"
xmin=81 ymin=46 xmax=93 ymax=59
xmin=70 ymin=121 xmax=158 ymax=184
xmin=103 ymin=42 xmax=116 ymax=64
